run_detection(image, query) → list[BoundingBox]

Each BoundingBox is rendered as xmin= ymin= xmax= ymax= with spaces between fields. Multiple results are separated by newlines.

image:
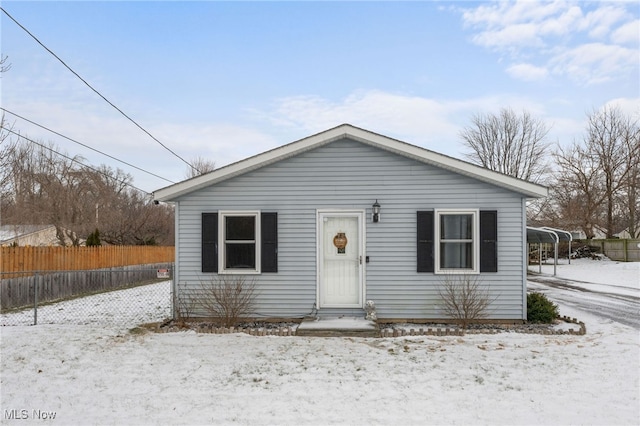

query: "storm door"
xmin=317 ymin=211 xmax=364 ymax=308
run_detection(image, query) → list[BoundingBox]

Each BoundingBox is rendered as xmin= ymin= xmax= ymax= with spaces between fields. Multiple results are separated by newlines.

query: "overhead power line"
xmin=1 ymin=107 xmax=175 ymax=184
xmin=1 ymin=6 xmax=201 ymax=175
xmin=2 ymin=127 xmax=152 ymax=196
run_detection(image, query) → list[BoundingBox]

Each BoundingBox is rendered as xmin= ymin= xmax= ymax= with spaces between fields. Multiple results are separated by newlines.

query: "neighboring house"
xmin=154 ymin=124 xmax=548 ymax=321
xmin=570 ymin=227 xmax=636 ymax=240
xmin=570 ymin=228 xmax=608 ymax=240
xmin=615 ymin=228 xmax=639 ymax=239
xmin=0 ymin=225 xmax=60 ymax=247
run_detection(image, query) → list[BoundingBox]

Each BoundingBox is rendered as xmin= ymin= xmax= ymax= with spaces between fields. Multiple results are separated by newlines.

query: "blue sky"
xmin=2 ymin=1 xmax=638 ymax=193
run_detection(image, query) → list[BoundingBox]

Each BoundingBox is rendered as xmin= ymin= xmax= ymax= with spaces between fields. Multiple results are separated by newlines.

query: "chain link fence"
xmin=1 ymin=267 xmax=173 ymax=327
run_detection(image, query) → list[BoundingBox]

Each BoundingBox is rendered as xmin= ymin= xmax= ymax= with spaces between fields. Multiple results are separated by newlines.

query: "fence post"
xmin=33 ymin=271 xmax=38 ymax=326
xmin=170 ymin=262 xmax=176 ymax=320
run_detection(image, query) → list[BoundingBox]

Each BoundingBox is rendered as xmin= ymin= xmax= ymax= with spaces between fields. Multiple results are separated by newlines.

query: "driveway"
xmin=528 ymin=275 xmax=640 ymax=330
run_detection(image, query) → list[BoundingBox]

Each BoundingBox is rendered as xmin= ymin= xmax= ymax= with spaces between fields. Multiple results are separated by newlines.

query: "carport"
xmin=527 ymin=226 xmax=573 ymax=276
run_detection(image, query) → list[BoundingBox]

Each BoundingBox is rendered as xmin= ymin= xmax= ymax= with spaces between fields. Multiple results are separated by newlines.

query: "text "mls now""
xmin=4 ymin=409 xmax=57 ymax=420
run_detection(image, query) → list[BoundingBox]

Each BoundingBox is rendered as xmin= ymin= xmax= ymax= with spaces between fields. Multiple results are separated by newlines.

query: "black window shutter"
xmin=261 ymin=212 xmax=278 ymax=273
xmin=202 ymin=213 xmax=218 ymax=273
xmin=480 ymin=210 xmax=498 ymax=272
xmin=417 ymin=211 xmax=434 ymax=272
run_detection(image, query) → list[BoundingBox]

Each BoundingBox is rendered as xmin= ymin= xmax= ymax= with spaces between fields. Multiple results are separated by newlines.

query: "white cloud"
xmin=262 ymin=90 xmax=552 ymax=157
xmin=265 ymin=91 xmax=460 ymax=153
xmin=461 ymin=0 xmax=568 ymax=30
xmin=151 ymin=123 xmax=278 ymax=170
xmin=580 ymin=5 xmax=629 ymax=39
xmin=550 ymin=43 xmax=638 ymax=84
xmin=458 ymin=1 xmax=638 ymax=85
xmin=262 ymin=90 xmax=640 ymax=162
xmin=537 ymin=5 xmax=583 ymax=37
xmin=552 ymin=96 xmax=640 ymax=147
xmin=506 ymin=63 xmax=549 ymax=81
xmin=547 ymin=116 xmax=585 ymax=146
xmin=611 ymin=19 xmax=640 ymax=45
xmin=471 ymin=23 xmax=543 ymax=50
xmin=602 ymin=97 xmax=640 ymax=120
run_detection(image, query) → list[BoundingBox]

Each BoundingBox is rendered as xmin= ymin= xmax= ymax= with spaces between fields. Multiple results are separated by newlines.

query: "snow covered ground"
xmin=528 ymin=257 xmax=639 ymax=297
xmin=1 ymin=260 xmax=638 ymax=425
xmin=0 ymin=281 xmax=172 ymax=327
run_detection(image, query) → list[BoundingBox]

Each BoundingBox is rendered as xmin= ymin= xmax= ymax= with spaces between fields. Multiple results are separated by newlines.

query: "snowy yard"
xmin=1 ymin=259 xmax=638 ymax=425
xmin=0 ymin=281 xmax=172 ymax=327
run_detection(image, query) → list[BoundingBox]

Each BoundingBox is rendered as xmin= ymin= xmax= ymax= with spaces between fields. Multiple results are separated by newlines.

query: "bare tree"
xmin=622 ymin=146 xmax=640 ymax=238
xmin=98 ymin=188 xmax=174 ymax=246
xmin=551 ymin=141 xmax=605 ymax=238
xmin=77 ymin=165 xmax=174 ymax=245
xmin=583 ymin=106 xmax=639 ymax=238
xmin=549 ymin=106 xmax=639 ymax=238
xmin=1 ymin=139 xmax=175 ymax=246
xmin=184 ymin=156 xmax=215 ymax=179
xmin=0 ymin=114 xmax=19 ymax=200
xmin=0 ymin=54 xmax=11 ymax=73
xmin=460 ymin=108 xmax=551 ymax=183
xmin=0 ymin=55 xmax=16 ymax=213
xmin=1 ymin=140 xmax=86 ymax=244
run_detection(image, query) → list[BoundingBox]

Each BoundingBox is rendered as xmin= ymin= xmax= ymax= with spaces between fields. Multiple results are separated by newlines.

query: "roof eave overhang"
xmin=153 ymin=124 xmax=549 ymax=201
xmin=347 ymin=132 xmax=549 ymax=199
xmin=153 ymin=127 xmax=349 ymax=201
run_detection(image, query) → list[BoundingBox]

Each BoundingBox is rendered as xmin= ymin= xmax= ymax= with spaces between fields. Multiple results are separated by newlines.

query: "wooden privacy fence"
xmin=584 ymin=239 xmax=640 ymax=262
xmin=1 ymin=246 xmax=175 ymax=278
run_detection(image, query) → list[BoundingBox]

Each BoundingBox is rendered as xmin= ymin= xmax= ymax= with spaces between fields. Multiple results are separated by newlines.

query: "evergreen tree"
xmin=86 ymin=229 xmax=101 ymax=246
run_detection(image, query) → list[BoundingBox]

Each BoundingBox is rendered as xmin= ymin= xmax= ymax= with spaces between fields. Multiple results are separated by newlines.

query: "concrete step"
xmin=296 ymin=316 xmax=379 ymax=337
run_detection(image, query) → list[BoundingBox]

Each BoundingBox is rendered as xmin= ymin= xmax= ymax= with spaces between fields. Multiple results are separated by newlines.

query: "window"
xmin=220 ymin=211 xmax=260 ymax=274
xmin=435 ymin=210 xmax=479 ymax=274
xmin=202 ymin=212 xmax=278 ymax=274
xmin=417 ymin=210 xmax=497 ymax=274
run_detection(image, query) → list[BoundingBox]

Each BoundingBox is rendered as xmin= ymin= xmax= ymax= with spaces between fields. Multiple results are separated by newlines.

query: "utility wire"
xmin=1 ymin=6 xmax=200 ymax=175
xmin=2 ymin=127 xmax=152 ymax=196
xmin=1 ymin=107 xmax=175 ymax=184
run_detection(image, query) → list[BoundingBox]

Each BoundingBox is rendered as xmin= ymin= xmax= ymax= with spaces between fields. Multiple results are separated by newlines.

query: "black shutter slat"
xmin=480 ymin=210 xmax=498 ymax=272
xmin=202 ymin=213 xmax=218 ymax=273
xmin=417 ymin=211 xmax=434 ymax=272
xmin=261 ymin=212 xmax=278 ymax=273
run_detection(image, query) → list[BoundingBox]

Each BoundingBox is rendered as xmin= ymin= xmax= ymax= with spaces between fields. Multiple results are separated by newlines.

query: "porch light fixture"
xmin=372 ymin=200 xmax=381 ymax=223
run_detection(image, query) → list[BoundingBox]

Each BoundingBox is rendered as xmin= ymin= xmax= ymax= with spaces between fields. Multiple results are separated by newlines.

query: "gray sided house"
xmin=154 ymin=124 xmax=548 ymax=322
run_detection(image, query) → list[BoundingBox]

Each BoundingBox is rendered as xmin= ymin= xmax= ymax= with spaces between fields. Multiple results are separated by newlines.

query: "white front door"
xmin=318 ymin=211 xmax=364 ymax=308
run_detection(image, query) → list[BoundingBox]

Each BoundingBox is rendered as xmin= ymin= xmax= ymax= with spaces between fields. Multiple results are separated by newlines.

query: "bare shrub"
xmin=438 ymin=274 xmax=496 ymax=329
xmin=197 ymin=276 xmax=257 ymax=327
xmin=174 ymin=283 xmax=192 ymax=328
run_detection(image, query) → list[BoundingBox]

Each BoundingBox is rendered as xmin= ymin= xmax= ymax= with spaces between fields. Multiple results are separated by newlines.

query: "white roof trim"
xmin=153 ymin=124 xmax=549 ymax=201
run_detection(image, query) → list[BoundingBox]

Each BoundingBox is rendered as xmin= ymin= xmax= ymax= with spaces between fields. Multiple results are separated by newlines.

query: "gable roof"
xmin=153 ymin=124 xmax=548 ymax=201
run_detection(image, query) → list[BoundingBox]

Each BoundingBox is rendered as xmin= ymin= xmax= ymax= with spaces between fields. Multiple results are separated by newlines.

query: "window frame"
xmin=435 ymin=209 xmax=480 ymax=274
xmin=218 ymin=211 xmax=261 ymax=274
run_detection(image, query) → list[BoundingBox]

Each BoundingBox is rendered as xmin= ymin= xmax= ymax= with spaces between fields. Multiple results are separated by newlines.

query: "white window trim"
xmin=435 ymin=209 xmax=480 ymax=275
xmin=218 ymin=211 xmax=261 ymax=275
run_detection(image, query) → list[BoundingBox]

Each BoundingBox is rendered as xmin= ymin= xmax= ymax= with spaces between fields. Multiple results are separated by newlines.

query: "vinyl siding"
xmin=174 ymin=138 xmax=527 ymax=320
